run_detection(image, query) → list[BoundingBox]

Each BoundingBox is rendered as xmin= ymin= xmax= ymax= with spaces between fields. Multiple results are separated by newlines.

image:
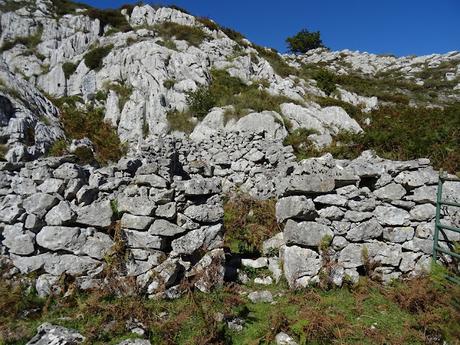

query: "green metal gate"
xmin=433 ymin=173 xmax=460 ymax=284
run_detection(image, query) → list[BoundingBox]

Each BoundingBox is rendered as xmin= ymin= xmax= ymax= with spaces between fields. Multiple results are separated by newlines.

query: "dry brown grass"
xmin=223 ymin=193 xmax=281 ymax=255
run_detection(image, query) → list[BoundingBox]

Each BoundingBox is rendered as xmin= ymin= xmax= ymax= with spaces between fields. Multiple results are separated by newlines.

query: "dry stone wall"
xmin=1 ymin=132 xmax=459 ymax=296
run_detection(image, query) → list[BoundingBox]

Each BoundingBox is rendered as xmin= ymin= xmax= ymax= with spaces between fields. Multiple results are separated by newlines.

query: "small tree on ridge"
xmin=286 ymin=28 xmax=324 ymax=54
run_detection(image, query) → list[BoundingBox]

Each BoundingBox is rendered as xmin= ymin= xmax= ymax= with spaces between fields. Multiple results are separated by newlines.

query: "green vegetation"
xmin=163 ymin=79 xmax=176 ymax=89
xmin=1 ymin=269 xmax=458 ymax=344
xmin=104 ymin=81 xmax=133 ymax=110
xmin=0 ymin=144 xmax=7 ymax=160
xmin=62 ymin=61 xmax=78 ymax=79
xmin=197 ymin=17 xmax=220 ymax=32
xmin=83 ymin=45 xmax=114 ymax=70
xmin=49 ymin=0 xmax=91 ymax=16
xmin=286 ymin=28 xmax=324 ymax=54
xmin=166 ymin=110 xmax=196 ymax=134
xmin=167 ymin=69 xmax=300 ymax=133
xmin=154 ymin=22 xmax=209 ymax=47
xmin=0 ymin=0 xmax=29 ymax=12
xmin=0 ymin=25 xmax=43 ymax=57
xmin=253 ymin=45 xmax=297 ymax=77
xmin=224 ymin=193 xmax=280 ymax=255
xmin=313 ymin=69 xmax=337 ymax=95
xmin=285 ymin=102 xmax=460 ymax=173
xmin=221 ymin=27 xmax=246 ymax=45
xmin=48 ymin=97 xmax=126 ymax=165
xmin=85 ymin=8 xmax=132 ymax=33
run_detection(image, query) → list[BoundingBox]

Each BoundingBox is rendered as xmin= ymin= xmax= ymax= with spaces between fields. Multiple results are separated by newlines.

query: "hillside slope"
xmin=0 ymin=0 xmax=458 ymax=170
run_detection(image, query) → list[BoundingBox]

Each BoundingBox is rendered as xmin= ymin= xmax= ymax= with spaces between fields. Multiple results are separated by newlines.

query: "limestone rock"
xmin=284 ymin=220 xmax=334 ymax=247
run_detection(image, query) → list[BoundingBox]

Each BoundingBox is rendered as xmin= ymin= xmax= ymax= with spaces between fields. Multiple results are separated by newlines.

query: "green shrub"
xmin=84 ymin=45 xmax=114 ymax=70
xmin=50 ymin=0 xmax=90 ymax=16
xmin=197 ymin=17 xmax=220 ymax=31
xmin=286 ymin=28 xmax=324 ymax=54
xmin=166 ymin=110 xmax=196 ymax=134
xmin=48 ymin=99 xmax=126 ymax=165
xmin=48 ymin=139 xmax=67 ymax=157
xmin=105 ymin=82 xmax=133 ymax=110
xmin=85 ymin=8 xmax=131 ymax=33
xmin=163 ymin=79 xmax=176 ymax=89
xmin=187 ymin=87 xmax=216 ymax=120
xmin=221 ymin=27 xmax=246 ymax=44
xmin=314 ymin=69 xmax=336 ymax=95
xmin=62 ymin=61 xmax=78 ymax=79
xmin=0 ymin=1 xmax=29 ymax=12
xmin=0 ymin=144 xmax=8 ymax=160
xmin=224 ymin=194 xmax=279 ymax=255
xmin=156 ymin=38 xmax=177 ymax=50
xmin=155 ymin=22 xmax=208 ymax=47
xmin=186 ymin=69 xmax=299 ymax=121
xmin=285 ymin=103 xmax=460 ymax=173
xmin=254 ymin=45 xmax=297 ymax=77
xmin=0 ymin=25 xmax=43 ymax=54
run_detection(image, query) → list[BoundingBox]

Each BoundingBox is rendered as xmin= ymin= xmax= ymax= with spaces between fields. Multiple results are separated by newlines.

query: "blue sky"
xmin=82 ymin=0 xmax=460 ymax=57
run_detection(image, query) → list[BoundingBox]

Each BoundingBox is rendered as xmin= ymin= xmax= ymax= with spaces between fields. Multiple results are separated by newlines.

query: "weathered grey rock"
xmin=76 ymin=186 xmax=98 ymax=205
xmin=121 ymin=214 xmax=154 ymax=230
xmin=37 ymin=178 xmax=65 ymax=194
xmin=117 ymin=340 xmax=151 ymax=345
xmin=248 ymin=290 xmax=273 ymax=303
xmin=149 ymin=219 xmax=187 ymax=236
xmin=373 ymin=183 xmax=406 ymax=201
xmin=53 ymin=163 xmax=84 ymax=180
xmin=26 ymin=323 xmax=85 ymax=345
xmin=374 ymin=205 xmax=410 ymax=226
xmin=262 ymin=232 xmax=285 ymax=255
xmin=123 ymin=229 xmax=164 ymax=250
xmin=36 ymin=226 xmax=86 ymax=254
xmin=276 ymin=196 xmax=317 ymax=222
xmin=405 ymin=185 xmax=437 ymax=204
xmin=187 ymin=248 xmax=225 ymax=292
xmin=347 ymin=198 xmax=376 ymax=212
xmin=275 ymin=332 xmax=298 ymax=345
xmin=0 ymin=204 xmax=24 ymax=223
xmin=35 ymin=274 xmax=61 ymax=298
xmin=2 ymin=223 xmax=35 ymax=255
xmin=268 ymin=257 xmax=283 ymax=283
xmin=43 ymin=254 xmax=101 ymax=276
xmin=282 ymin=245 xmax=321 ymax=288
xmin=117 ymin=195 xmax=155 ymax=216
xmin=346 ymin=219 xmax=383 ymax=241
xmin=171 ymin=228 xmax=206 ymax=255
xmin=45 ymin=201 xmax=75 ymax=225
xmin=318 ymin=206 xmax=344 ymax=220
xmin=76 ymin=200 xmax=113 ymax=227
xmin=134 ymin=174 xmax=168 ymax=188
xmin=284 ymin=220 xmax=334 ymax=247
xmin=338 ymin=243 xmax=363 ymax=268
xmin=365 ymin=242 xmax=402 ymax=266
xmin=394 ymin=168 xmax=437 ymax=188
xmin=331 ymin=236 xmax=349 ymax=250
xmin=254 ymin=276 xmax=273 ymax=285
xmin=184 ymin=204 xmax=223 ymax=223
xmin=280 ymin=175 xmax=335 ymax=195
xmin=409 ymin=204 xmax=436 ymax=221
xmin=344 ymin=210 xmax=373 ymax=223
xmin=23 ymin=193 xmax=58 ymax=216
xmin=383 ymin=227 xmax=414 ymax=243
xmin=314 ymin=194 xmax=348 ymax=207
xmin=155 ymin=202 xmax=177 ymax=220
xmin=241 ymin=257 xmax=268 ymax=269
xmin=82 ymin=232 xmax=114 ymax=260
